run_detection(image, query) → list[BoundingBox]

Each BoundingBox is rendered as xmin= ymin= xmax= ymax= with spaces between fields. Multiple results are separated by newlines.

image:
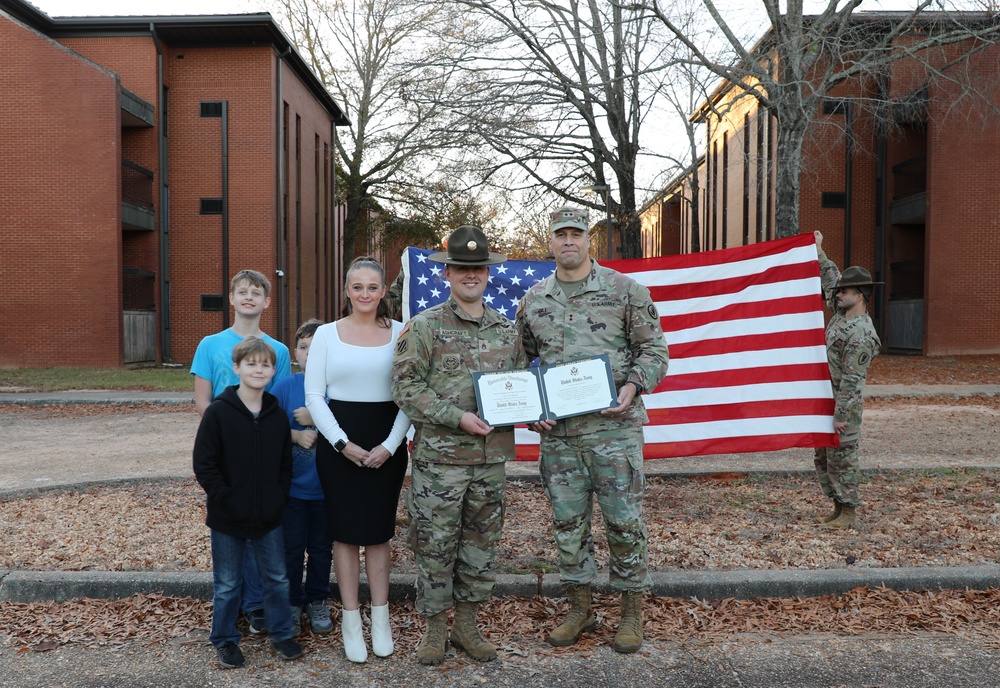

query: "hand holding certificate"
xmin=473 ymin=354 xmax=617 ymax=427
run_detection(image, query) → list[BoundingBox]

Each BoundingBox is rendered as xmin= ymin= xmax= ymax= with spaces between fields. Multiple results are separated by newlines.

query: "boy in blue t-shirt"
xmin=190 ymin=269 xmax=292 ymax=635
xmin=270 ymin=318 xmax=334 ymax=636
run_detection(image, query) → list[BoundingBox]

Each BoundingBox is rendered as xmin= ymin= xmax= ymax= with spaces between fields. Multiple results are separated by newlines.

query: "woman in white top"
xmin=305 ymin=257 xmax=410 ymax=664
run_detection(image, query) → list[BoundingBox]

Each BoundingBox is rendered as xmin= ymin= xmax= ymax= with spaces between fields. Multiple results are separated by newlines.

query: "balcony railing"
xmin=122 ymin=160 xmax=154 ymax=207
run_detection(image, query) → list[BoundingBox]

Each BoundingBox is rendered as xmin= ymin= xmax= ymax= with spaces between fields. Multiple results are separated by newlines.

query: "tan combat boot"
xmin=817 ymin=500 xmax=843 ymax=524
xmin=547 ymin=584 xmax=598 ymax=647
xmin=416 ymin=610 xmax=449 ymax=666
xmin=613 ymin=590 xmax=644 ymax=654
xmin=823 ymin=504 xmax=857 ymax=530
xmin=449 ymin=602 xmax=497 ymax=662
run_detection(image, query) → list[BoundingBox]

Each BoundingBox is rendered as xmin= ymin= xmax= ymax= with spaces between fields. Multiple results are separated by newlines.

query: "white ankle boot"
xmin=370 ymin=604 xmax=394 ymax=657
xmin=341 ymin=608 xmax=368 ymax=663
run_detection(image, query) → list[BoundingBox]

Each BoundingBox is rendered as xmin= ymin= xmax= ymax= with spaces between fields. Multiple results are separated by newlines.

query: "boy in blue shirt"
xmin=270 ymin=318 xmax=335 ymax=635
xmin=190 ymin=269 xmax=292 ymax=635
xmin=193 ymin=337 xmax=303 ymax=668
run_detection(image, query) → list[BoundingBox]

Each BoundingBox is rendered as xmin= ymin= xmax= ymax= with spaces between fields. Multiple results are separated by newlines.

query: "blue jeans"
xmin=240 ymin=544 xmax=264 ymax=613
xmin=209 ymin=527 xmax=294 ymax=647
xmin=282 ymin=497 xmax=333 ymax=607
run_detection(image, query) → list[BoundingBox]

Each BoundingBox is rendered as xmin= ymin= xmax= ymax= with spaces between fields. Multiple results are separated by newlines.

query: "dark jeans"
xmin=209 ymin=527 xmax=294 ymax=647
xmin=240 ymin=544 xmax=264 ymax=613
xmin=282 ymin=497 xmax=333 ymax=607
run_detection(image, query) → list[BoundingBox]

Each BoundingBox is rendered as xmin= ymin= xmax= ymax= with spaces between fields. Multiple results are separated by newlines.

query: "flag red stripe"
xmin=659 ymin=294 xmax=823 ymax=332
xmin=514 ymin=431 xmax=837 ymax=462
xmin=646 ymin=261 xmax=819 ymax=302
xmin=602 ymin=232 xmax=817 ymax=273
xmin=642 ymin=432 xmax=837 ymax=460
xmin=663 ymin=363 xmax=830 ymax=391
xmin=666 ymin=330 xmax=826 ymax=361
xmin=645 ymin=398 xmax=834 ymax=425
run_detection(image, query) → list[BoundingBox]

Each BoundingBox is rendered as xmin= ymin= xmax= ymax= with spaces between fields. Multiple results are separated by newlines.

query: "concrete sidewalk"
xmin=2 ymin=384 xmax=999 ymax=605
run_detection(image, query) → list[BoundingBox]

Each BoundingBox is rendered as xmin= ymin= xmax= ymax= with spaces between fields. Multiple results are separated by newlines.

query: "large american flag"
xmin=400 ymin=233 xmax=837 ymax=460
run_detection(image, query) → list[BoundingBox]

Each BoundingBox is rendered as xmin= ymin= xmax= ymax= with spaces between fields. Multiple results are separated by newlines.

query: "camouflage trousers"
xmin=814 ymin=439 xmax=862 ymax=507
xmin=406 ymin=460 xmax=506 ymax=617
xmin=539 ymin=426 xmax=648 ymax=592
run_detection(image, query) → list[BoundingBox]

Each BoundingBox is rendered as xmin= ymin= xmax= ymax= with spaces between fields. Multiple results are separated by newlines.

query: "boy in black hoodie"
xmin=193 ymin=337 xmax=304 ymax=669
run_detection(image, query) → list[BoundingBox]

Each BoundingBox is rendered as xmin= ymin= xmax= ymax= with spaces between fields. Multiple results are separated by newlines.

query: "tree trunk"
xmin=689 ymin=169 xmax=701 ymax=253
xmin=773 ymin=111 xmax=809 ymax=238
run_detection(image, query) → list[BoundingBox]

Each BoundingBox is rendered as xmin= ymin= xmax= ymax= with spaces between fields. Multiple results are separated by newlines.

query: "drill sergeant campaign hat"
xmin=548 ymin=206 xmax=590 ymax=233
xmin=833 ymin=266 xmax=883 ymax=301
xmin=427 ymin=225 xmax=507 ymax=266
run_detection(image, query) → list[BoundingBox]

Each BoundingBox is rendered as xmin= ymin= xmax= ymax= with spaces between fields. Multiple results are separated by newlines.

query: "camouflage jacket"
xmin=818 ymin=250 xmax=881 ymax=437
xmin=391 ymin=297 xmax=527 ymax=465
xmin=516 ymin=260 xmax=669 ymax=436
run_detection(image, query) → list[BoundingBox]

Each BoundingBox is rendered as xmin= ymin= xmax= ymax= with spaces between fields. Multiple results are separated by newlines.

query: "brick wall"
xmin=0 ymin=18 xmax=123 ymax=367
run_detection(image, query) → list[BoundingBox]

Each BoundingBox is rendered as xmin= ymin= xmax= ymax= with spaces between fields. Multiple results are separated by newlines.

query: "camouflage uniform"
xmin=386 ymin=269 xmax=405 ymax=320
xmin=814 ymin=251 xmax=881 ymax=507
xmin=516 ymin=261 xmax=669 ymax=591
xmin=391 ymin=297 xmax=526 ymax=616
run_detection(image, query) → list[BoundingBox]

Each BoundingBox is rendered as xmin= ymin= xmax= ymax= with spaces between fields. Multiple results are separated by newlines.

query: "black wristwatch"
xmin=333 ymin=439 xmax=347 ymax=453
xmin=630 ymin=381 xmax=643 ymax=395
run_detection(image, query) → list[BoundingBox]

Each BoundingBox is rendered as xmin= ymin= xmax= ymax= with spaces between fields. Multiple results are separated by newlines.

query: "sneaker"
xmin=246 ymin=608 xmax=267 ymax=635
xmin=271 ymin=637 xmax=304 ymax=661
xmin=290 ymin=605 xmax=302 ymax=637
xmin=216 ymin=642 xmax=245 ymax=669
xmin=304 ymin=601 xmax=333 ymax=634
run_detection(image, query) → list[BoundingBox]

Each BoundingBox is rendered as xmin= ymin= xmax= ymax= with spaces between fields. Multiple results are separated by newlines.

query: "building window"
xmin=200 ymin=294 xmax=224 ymax=311
xmin=200 ymin=101 xmax=223 ymax=118
xmin=200 ymin=198 xmax=223 ymax=214
xmin=822 ymin=192 xmax=847 ymax=208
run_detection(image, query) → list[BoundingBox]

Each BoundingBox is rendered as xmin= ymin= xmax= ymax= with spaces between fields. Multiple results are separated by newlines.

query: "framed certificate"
xmin=473 ymin=354 xmax=617 ymax=427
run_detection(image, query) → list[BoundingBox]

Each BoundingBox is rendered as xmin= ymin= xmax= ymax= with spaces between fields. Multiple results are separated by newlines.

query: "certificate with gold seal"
xmin=472 ymin=354 xmax=617 ymax=427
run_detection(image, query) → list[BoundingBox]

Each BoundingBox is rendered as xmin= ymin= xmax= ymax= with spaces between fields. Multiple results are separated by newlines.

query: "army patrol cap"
xmin=549 ymin=206 xmax=590 ymax=233
xmin=428 ymin=225 xmax=507 ymax=266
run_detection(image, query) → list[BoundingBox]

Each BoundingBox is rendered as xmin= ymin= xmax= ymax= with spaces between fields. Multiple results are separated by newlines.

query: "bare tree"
xmin=272 ymin=0 xmax=477 ymax=269
xmin=639 ymin=0 xmax=1000 ymax=236
xmin=430 ymin=0 xmax=672 ymax=258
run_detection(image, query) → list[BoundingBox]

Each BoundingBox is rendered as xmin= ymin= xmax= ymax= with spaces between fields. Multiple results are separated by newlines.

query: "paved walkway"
xmin=1 ymin=384 xmax=999 ymax=605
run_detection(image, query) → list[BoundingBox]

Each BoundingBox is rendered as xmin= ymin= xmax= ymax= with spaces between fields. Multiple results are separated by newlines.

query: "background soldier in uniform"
xmin=391 ymin=226 xmax=526 ymax=665
xmin=516 ymin=206 xmax=669 ymax=654
xmin=813 ymin=230 xmax=882 ymax=529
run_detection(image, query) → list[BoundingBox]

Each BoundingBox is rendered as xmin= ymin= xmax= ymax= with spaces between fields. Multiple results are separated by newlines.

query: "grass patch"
xmin=0 ymin=366 xmax=192 ymax=392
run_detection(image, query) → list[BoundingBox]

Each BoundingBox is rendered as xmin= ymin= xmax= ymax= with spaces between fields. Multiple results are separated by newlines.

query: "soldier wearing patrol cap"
xmin=515 ymin=205 xmax=669 ymax=654
xmin=813 ymin=231 xmax=882 ymax=530
xmin=391 ymin=225 xmax=526 ymax=665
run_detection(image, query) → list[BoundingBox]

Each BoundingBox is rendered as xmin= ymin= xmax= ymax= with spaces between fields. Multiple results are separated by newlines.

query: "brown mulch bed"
xmin=4 ymin=587 xmax=1000 ymax=654
xmin=3 ymin=469 xmax=1000 ymax=575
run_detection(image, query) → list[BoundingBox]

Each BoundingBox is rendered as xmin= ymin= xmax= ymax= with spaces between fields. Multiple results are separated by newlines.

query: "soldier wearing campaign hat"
xmin=515 ymin=205 xmax=669 ymax=654
xmin=813 ymin=231 xmax=882 ymax=530
xmin=391 ymin=225 xmax=526 ymax=665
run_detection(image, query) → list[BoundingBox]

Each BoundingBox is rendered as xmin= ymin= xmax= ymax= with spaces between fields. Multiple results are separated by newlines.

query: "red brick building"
xmin=0 ymin=0 xmax=349 ymax=367
xmin=641 ymin=22 xmax=1000 ymax=356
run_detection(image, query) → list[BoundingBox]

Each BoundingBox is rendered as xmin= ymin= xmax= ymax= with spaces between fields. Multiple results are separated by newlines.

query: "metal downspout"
xmin=221 ymin=101 xmax=230 ymax=330
xmin=276 ymin=49 xmax=292 ymax=342
xmin=151 ymin=24 xmax=171 ymax=361
xmin=844 ymin=101 xmax=853 ymax=268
